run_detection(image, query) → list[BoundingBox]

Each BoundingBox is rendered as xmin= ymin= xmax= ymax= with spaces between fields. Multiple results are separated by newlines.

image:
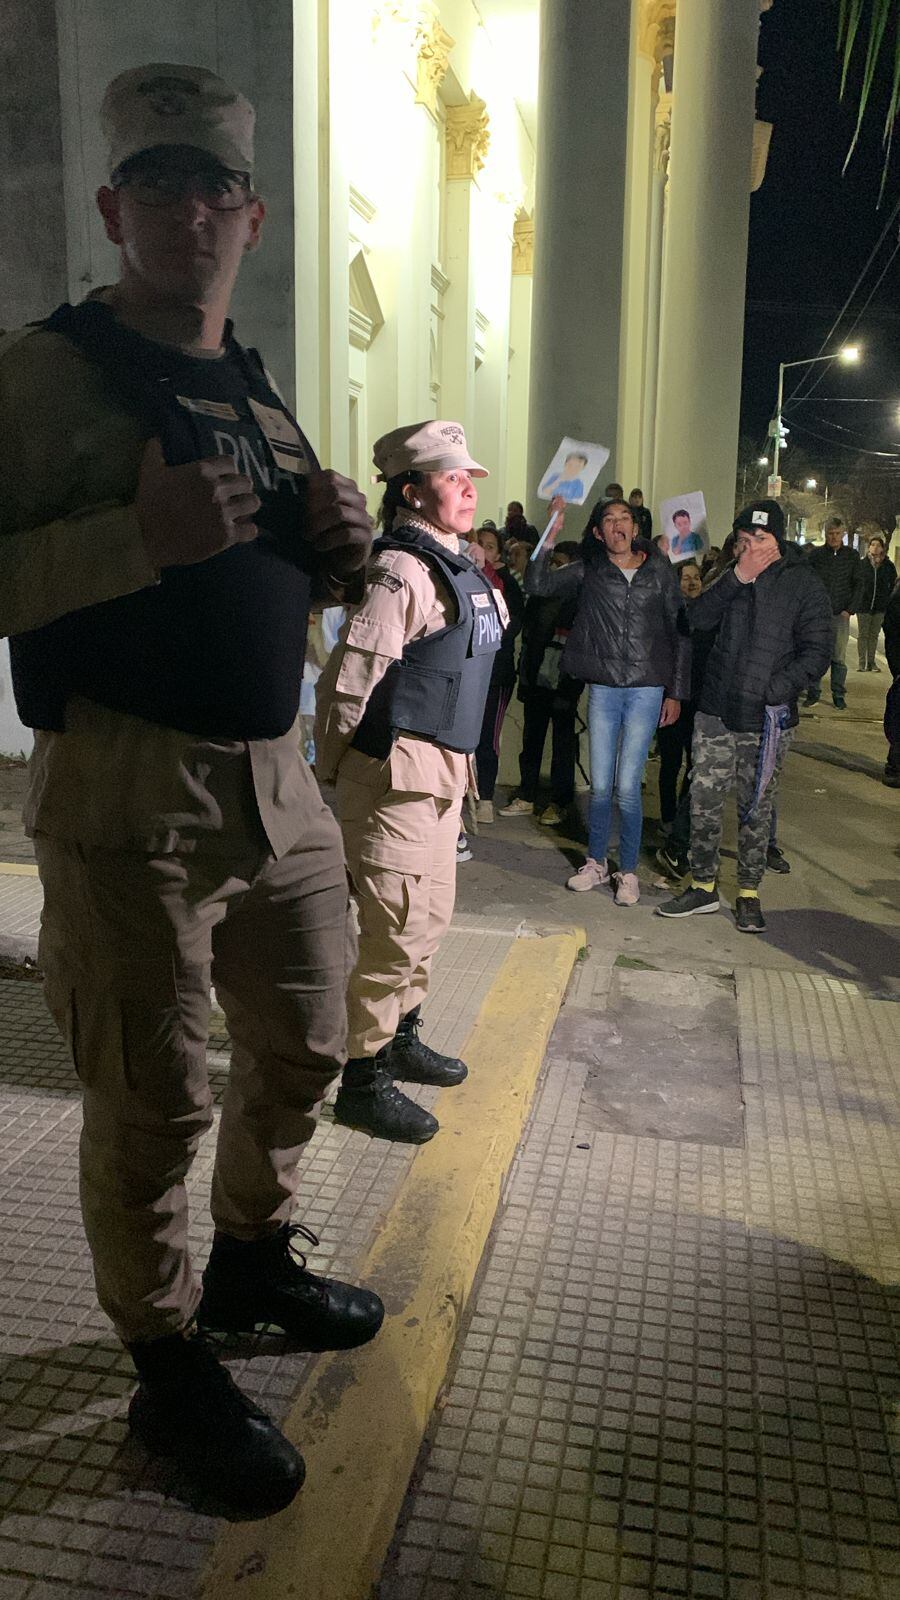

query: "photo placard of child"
xmin=658 ymin=490 xmax=709 ymax=563
xmin=537 ymin=437 xmax=610 ymax=508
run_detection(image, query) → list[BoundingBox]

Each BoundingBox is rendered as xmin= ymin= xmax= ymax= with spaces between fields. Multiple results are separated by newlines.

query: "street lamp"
xmin=805 ymin=478 xmax=817 ymax=489
xmin=757 ymin=456 xmax=769 ymax=466
xmin=772 ymin=345 xmax=862 ymax=484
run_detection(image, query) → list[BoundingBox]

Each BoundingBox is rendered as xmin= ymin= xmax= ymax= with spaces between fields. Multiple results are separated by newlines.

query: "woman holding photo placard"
xmin=524 ymin=498 xmax=690 ymax=904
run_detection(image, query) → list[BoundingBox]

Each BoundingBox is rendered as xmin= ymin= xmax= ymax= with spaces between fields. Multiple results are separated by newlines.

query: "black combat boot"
xmin=128 ymin=1323 xmax=304 ymax=1515
xmin=390 ymin=1006 xmax=468 ymax=1087
xmin=333 ymin=1053 xmax=439 ymax=1143
xmin=198 ymin=1224 xmax=384 ymax=1349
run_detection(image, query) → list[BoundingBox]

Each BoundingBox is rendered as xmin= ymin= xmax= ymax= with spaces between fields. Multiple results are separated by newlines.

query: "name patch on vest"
xmin=248 ymin=398 xmax=313 ymax=475
xmin=177 ymin=395 xmax=240 ymax=421
xmin=473 ymin=606 xmax=503 ymax=653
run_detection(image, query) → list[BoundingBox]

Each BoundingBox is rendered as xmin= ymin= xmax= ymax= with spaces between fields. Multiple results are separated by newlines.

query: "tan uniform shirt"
xmin=315 ymin=529 xmax=472 ymax=798
xmin=1 ymin=320 xmax=312 ymax=860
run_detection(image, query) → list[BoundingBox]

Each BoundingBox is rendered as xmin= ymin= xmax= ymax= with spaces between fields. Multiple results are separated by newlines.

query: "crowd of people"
xmin=464 ymin=497 xmax=897 ymax=928
xmin=1 ymin=59 xmax=897 ymax=1526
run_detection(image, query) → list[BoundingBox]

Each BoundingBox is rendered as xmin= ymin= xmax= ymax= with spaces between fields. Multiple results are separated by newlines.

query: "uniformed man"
xmin=315 ymin=422 xmax=505 ymax=1142
xmin=0 ymin=65 xmax=385 ymax=1516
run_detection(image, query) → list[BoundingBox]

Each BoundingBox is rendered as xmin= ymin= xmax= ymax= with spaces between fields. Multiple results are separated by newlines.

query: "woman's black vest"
xmin=10 ymin=300 xmax=318 ymax=739
xmin=351 ymin=530 xmax=502 ymax=757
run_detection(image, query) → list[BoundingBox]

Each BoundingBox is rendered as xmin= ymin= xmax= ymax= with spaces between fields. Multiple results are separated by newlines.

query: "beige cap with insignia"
xmin=373 ymin=420 xmax=488 ymax=481
xmin=101 ymin=63 xmax=255 ymax=179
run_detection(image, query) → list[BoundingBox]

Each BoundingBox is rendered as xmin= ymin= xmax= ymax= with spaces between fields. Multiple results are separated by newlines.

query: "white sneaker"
xmin=566 ymin=858 xmax=609 ymax=892
xmin=539 ymin=803 xmax=563 ymax=826
xmin=613 ymin=870 xmax=640 ymax=906
xmin=498 ymin=797 xmax=534 ymax=817
xmin=476 ymin=799 xmax=495 ymax=824
xmin=456 ymin=835 xmax=473 ymax=863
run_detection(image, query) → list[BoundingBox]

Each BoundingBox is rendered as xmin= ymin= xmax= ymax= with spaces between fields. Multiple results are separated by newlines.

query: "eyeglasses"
xmin=116 ymin=171 xmax=251 ymax=211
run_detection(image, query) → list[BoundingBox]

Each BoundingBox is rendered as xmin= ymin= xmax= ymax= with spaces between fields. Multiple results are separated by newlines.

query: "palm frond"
xmin=838 ymin=0 xmax=867 ymax=100
xmin=837 ymin=0 xmax=900 ymax=192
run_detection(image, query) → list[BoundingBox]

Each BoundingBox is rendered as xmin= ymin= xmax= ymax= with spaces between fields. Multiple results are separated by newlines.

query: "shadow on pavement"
xmin=760 ymin=908 xmax=900 ymax=997
xmin=384 ymin=1221 xmax=900 ymax=1598
xmin=0 ymin=1334 xmax=304 ymax=1532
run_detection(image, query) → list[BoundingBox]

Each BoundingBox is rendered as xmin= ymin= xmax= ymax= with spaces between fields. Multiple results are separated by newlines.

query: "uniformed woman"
xmin=315 ymin=421 xmax=505 ymax=1142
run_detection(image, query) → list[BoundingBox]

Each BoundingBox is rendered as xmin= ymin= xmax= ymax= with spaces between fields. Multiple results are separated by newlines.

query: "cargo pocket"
xmin=355 ymin=836 xmax=428 ymax=945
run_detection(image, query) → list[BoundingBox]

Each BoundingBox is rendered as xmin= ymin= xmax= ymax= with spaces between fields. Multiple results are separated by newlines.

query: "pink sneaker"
xmin=613 ymin=871 xmax=640 ymax=906
xmin=566 ymin=858 xmax=609 ymax=892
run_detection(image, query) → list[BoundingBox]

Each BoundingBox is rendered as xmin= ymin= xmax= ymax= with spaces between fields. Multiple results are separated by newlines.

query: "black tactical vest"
xmin=10 ymin=300 xmax=317 ymax=739
xmin=351 ymin=530 xmax=503 ymax=758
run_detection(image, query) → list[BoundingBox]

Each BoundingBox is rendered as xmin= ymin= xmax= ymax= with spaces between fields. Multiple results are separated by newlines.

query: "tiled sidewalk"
xmin=0 ymin=919 xmax=516 ymax=1600
xmin=0 ymin=872 xmax=42 ymax=948
xmin=380 ymin=966 xmax=900 ymax=1600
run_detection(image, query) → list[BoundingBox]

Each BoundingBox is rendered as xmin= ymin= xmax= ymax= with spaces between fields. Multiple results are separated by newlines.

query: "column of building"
xmin=505 ymin=213 xmax=534 ymax=507
xmin=441 ymin=95 xmax=490 ymax=438
xmin=639 ymin=7 xmax=675 ymax=506
xmin=652 ymin=0 xmax=763 ymax=539
xmin=526 ymin=0 xmax=632 ymax=519
xmin=616 ymin=3 xmax=665 ymax=494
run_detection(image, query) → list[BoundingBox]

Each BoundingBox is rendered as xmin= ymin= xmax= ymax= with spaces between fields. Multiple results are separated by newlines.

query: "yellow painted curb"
xmin=0 ymin=862 xmax=38 ymax=876
xmin=200 ymin=925 xmax=583 ymax=1600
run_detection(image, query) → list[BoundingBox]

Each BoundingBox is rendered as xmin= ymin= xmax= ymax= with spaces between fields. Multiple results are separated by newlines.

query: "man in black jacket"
xmin=882 ymin=583 xmax=900 ymax=786
xmin=804 ymin=515 xmax=861 ymax=709
xmin=657 ymin=501 xmax=831 ymax=932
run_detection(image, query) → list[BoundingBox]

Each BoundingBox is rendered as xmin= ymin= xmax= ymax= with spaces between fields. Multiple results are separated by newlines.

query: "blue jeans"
xmin=587 ymin=685 xmax=664 ymax=872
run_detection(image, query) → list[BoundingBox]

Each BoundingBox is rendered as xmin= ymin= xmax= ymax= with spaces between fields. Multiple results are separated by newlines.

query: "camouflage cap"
xmin=102 ymin=64 xmax=254 ymax=179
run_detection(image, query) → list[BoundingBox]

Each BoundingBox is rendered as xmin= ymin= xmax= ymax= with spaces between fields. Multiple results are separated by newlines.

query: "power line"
xmin=790 ymin=234 xmax=900 ymax=410
xmin=785 ymin=188 xmax=900 ymax=404
xmin=784 ymin=396 xmax=900 ymax=404
xmin=793 ymin=412 xmax=900 ymax=446
xmin=783 ymin=416 xmax=900 ymax=459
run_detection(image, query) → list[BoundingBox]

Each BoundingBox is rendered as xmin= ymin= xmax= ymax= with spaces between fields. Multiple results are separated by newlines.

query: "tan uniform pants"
xmin=336 ymin=770 xmax=461 ymax=1058
xmin=34 ymin=784 xmax=350 ymax=1346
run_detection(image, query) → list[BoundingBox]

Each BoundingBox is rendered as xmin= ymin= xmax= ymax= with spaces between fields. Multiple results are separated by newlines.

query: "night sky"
xmin=743 ymin=0 xmax=900 ymax=485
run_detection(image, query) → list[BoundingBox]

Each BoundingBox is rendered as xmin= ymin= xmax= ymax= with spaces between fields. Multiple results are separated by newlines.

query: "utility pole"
xmin=772 ymin=346 xmax=861 ymax=489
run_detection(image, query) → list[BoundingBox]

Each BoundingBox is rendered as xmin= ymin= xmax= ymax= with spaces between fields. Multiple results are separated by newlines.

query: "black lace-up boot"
xmin=389 ymin=1006 xmax=468 ymax=1087
xmin=128 ymin=1322 xmax=304 ymax=1514
xmin=198 ymin=1224 xmax=384 ymax=1349
xmin=333 ymin=1051 xmax=439 ymax=1143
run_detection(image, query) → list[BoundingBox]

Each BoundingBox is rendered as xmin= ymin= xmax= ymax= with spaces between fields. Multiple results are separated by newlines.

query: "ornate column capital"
xmin=639 ymin=0 xmax=676 ymax=61
xmin=512 ymin=211 xmax=534 ymax=276
xmin=446 ymin=94 xmax=490 ymax=180
xmin=415 ymin=13 xmax=454 ymax=115
xmin=371 ymin=1 xmax=415 ymax=43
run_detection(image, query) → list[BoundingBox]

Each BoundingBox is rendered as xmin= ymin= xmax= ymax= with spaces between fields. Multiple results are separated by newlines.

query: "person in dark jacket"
xmin=658 ymin=500 xmax=831 ymax=932
xmin=656 ymin=561 xmax=715 ymax=837
xmin=504 ymin=500 xmax=539 ymax=546
xmin=856 ymin=534 xmax=896 ymax=671
xmin=882 ymin=582 xmax=900 ymax=786
xmin=628 ymin=488 xmax=653 ymax=539
xmin=656 ymin=538 xmax=792 ymax=881
xmin=500 ymin=540 xmax=582 ymax=824
xmin=804 ymin=515 xmax=861 ymax=708
xmin=474 ymin=525 xmax=524 ymax=820
xmin=525 ymin=498 xmax=690 ymax=904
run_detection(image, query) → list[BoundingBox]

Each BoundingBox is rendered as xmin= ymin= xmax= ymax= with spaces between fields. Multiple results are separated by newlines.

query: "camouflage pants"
xmin=689 ymin=712 xmax=792 ymax=891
